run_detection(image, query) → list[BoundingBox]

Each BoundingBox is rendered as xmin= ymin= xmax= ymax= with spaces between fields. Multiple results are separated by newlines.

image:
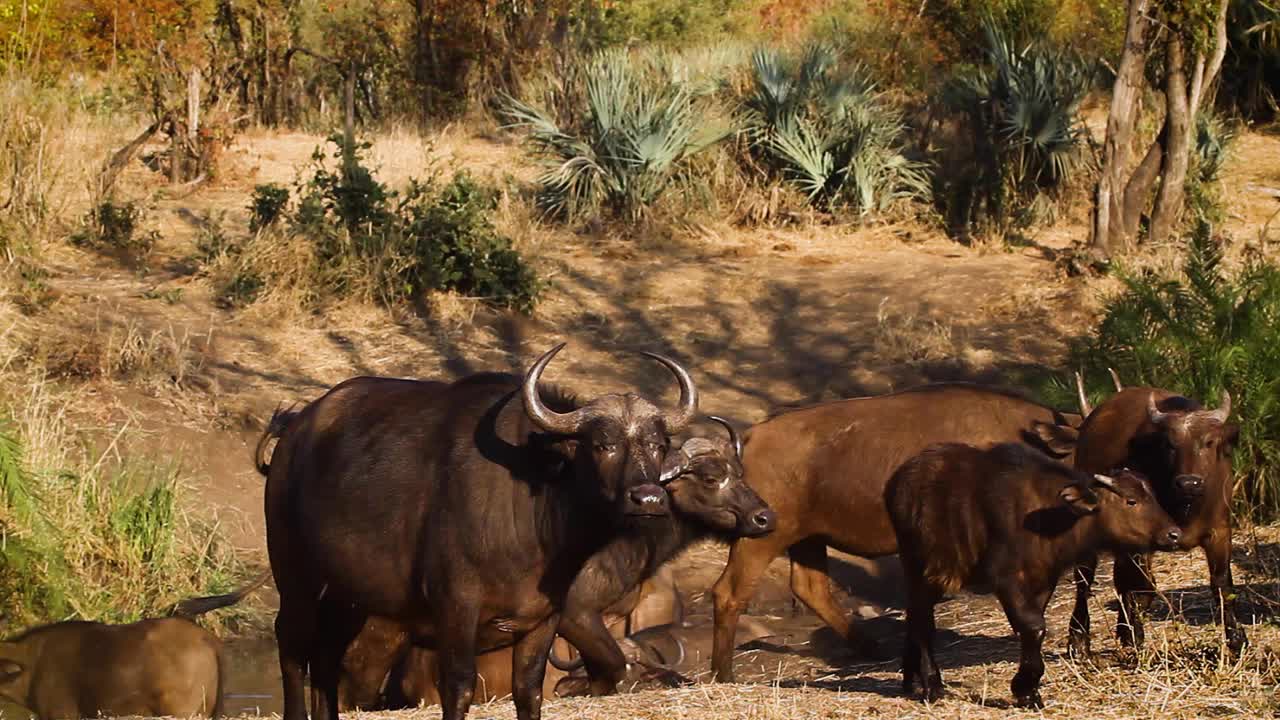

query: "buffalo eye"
xmin=647 ymin=441 xmax=664 ymax=453
xmin=1126 ymin=497 xmax=1138 ymax=507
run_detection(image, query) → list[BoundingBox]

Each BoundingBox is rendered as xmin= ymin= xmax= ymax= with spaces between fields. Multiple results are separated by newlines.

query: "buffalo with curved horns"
xmin=262 ymin=343 xmax=698 ymax=720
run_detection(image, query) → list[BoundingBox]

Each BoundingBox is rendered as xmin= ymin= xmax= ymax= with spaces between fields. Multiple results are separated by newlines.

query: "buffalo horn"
xmin=1208 ymin=389 xmax=1232 ymax=423
xmin=1108 ymin=367 xmax=1124 ymax=392
xmin=1091 ymin=474 xmax=1121 ymax=494
xmin=523 ymin=343 xmax=592 ymax=435
xmin=1074 ymin=371 xmax=1092 ymax=417
xmin=1147 ymin=393 xmax=1172 ymax=427
xmin=641 ymin=351 xmax=699 ymax=434
xmin=548 ymin=643 xmax=584 ymax=672
xmin=708 ymin=415 xmax=743 ymax=461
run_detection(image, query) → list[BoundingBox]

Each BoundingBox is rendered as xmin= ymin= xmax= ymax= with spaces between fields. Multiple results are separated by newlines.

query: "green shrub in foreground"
xmin=1070 ymin=221 xmax=1280 ymax=521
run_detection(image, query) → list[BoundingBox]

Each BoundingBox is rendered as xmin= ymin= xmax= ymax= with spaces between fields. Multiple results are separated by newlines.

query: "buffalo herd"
xmin=0 ymin=342 xmax=1246 ymax=719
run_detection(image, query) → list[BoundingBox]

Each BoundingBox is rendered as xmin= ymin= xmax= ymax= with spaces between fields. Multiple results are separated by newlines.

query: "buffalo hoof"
xmin=552 ymin=676 xmax=591 ymax=699
xmin=1015 ymin=691 xmax=1045 ymax=709
xmin=1066 ymin=635 xmax=1093 ymax=662
xmin=1226 ymin=627 xmax=1247 ymax=658
xmin=639 ymin=666 xmax=694 ymax=688
xmin=1115 ymin=622 xmax=1144 ymax=650
xmin=922 ymin=683 xmax=945 ymax=704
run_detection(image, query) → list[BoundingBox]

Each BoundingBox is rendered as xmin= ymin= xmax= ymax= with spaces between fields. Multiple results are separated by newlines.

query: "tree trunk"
xmin=1092 ymin=0 xmax=1155 ymax=254
xmin=1120 ymin=122 xmax=1166 ymax=241
xmin=1150 ymin=34 xmax=1191 ymax=244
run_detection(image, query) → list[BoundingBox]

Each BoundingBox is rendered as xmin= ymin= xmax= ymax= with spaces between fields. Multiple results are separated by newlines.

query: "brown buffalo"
xmin=263 ymin=343 xmax=699 ymax=720
xmin=887 ymin=443 xmax=1181 ymax=707
xmin=0 ymin=572 xmax=270 ymax=720
xmin=710 ymin=383 xmax=1082 ymax=682
xmin=1067 ymin=386 xmax=1243 ymax=656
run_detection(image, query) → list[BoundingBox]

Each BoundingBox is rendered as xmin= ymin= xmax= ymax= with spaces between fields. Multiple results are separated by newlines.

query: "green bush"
xmin=1070 ymin=221 xmax=1280 ymax=521
xmin=1185 ymin=111 xmax=1238 ymax=225
xmin=248 ymin=184 xmax=291 ymax=233
xmin=942 ymin=21 xmax=1090 ymax=236
xmin=501 ymin=48 xmax=735 ymax=222
xmin=743 ymin=44 xmax=932 ymax=217
xmin=220 ymin=136 xmax=540 ymax=313
xmin=72 ymin=200 xmax=158 ymax=259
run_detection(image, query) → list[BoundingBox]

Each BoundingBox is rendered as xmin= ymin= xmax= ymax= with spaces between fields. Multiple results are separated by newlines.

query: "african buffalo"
xmin=262 ymin=343 xmax=698 ymax=720
xmin=887 ymin=443 xmax=1181 ymax=707
xmin=1067 ymin=386 xmax=1244 ymax=657
xmin=710 ymin=383 xmax=1082 ymax=682
xmin=554 ymin=417 xmax=775 ymax=697
xmin=0 ymin=572 xmax=270 ymax=720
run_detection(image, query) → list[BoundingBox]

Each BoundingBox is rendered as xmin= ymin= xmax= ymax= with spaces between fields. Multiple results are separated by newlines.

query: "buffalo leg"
xmin=274 ymin=599 xmax=315 ymax=720
xmin=1205 ymin=532 xmax=1246 ymax=656
xmin=310 ymin=602 xmax=366 ymax=720
xmin=903 ymin=578 xmax=942 ymax=702
xmin=997 ymin=585 xmax=1051 ymax=709
xmin=556 ymin=607 xmax=629 ymax=696
xmin=1113 ymin=552 xmax=1156 ymax=650
xmin=511 ymin=615 xmax=560 ymax=720
xmin=1067 ymin=553 xmax=1099 ymax=659
xmin=712 ymin=533 xmax=791 ymax=683
xmin=434 ymin=601 xmax=480 ymax=720
xmin=789 ymin=538 xmax=882 ymax=658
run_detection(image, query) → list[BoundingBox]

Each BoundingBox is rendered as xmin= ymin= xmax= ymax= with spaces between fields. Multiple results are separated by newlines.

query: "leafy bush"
xmin=743 ymin=44 xmax=931 ymax=217
xmin=1185 ymin=111 xmax=1238 ymax=225
xmin=217 ymin=136 xmax=540 ymax=312
xmin=72 ymin=200 xmax=158 ymax=260
xmin=501 ymin=48 xmax=734 ymax=222
xmin=1071 ymin=221 xmax=1280 ymax=520
xmin=942 ymin=21 xmax=1090 ymax=236
xmin=249 ymin=184 xmax=291 ymax=233
xmin=1219 ymin=0 xmax=1280 ymax=122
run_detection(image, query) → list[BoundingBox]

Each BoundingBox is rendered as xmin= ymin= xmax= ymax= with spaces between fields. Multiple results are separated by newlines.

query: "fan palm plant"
xmin=502 ymin=49 xmax=733 ymax=222
xmin=742 ymin=44 xmax=930 ymax=217
xmin=944 ymin=20 xmax=1089 ymax=232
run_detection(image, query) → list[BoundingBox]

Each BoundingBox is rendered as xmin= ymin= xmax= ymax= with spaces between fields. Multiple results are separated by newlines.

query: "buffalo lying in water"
xmin=262 ymin=343 xmax=699 ymax=720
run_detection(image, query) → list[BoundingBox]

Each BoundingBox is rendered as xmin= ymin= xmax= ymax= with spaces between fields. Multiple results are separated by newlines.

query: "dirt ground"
xmin=8 ymin=117 xmax=1280 ymax=719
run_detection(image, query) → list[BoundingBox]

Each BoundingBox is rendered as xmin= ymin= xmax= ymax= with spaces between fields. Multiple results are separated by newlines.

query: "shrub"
xmin=942 ymin=21 xmax=1090 ymax=236
xmin=1070 ymin=221 xmax=1280 ymax=521
xmin=72 ymin=200 xmax=158 ymax=260
xmin=248 ymin=184 xmax=291 ymax=233
xmin=743 ymin=44 xmax=932 ymax=217
xmin=1185 ymin=111 xmax=1238 ymax=225
xmin=501 ymin=48 xmax=734 ymax=222
xmin=216 ymin=136 xmax=540 ymax=313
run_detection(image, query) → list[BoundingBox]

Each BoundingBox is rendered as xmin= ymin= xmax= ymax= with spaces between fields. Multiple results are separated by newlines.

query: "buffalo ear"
xmin=1223 ymin=422 xmax=1240 ymax=449
xmin=0 ymin=659 xmax=23 ymax=683
xmin=1059 ymin=483 xmax=1099 ymax=516
xmin=659 ymin=451 xmax=688 ymax=485
xmin=1029 ymin=421 xmax=1079 ymax=459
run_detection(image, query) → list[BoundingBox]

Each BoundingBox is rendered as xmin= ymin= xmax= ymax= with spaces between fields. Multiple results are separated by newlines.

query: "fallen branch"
xmin=97 ymin=119 xmax=163 ymax=197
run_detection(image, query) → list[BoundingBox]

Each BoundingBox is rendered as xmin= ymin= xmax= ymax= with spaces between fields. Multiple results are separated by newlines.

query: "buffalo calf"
xmin=886 ymin=443 xmax=1181 ymax=708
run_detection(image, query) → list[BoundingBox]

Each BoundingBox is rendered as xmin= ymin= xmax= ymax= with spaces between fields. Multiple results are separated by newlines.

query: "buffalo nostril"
xmin=629 ymin=487 xmax=666 ymax=507
xmin=1167 ymin=529 xmax=1182 ymax=544
xmin=751 ymin=509 xmax=775 ymax=529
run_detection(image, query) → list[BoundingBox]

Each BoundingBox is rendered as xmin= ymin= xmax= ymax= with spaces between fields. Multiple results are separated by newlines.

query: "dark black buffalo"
xmin=263 ymin=343 xmax=698 ymax=720
xmin=553 ymin=417 xmax=776 ymax=698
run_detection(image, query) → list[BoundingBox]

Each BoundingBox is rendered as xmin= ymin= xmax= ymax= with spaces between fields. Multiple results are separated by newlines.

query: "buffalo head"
xmin=1142 ymin=390 xmax=1238 ymax=515
xmin=1059 ymin=469 xmax=1182 ymax=551
xmin=523 ymin=343 xmax=698 ymax=518
xmin=659 ymin=417 xmax=775 ymax=537
xmin=0 ymin=643 xmax=30 ymax=709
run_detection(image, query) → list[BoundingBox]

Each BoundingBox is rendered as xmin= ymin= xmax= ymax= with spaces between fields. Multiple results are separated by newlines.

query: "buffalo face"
xmin=522 ymin=343 xmax=698 ymax=518
xmin=1062 ymin=469 xmax=1182 ymax=552
xmin=1143 ymin=391 xmax=1238 ymax=521
xmin=660 ymin=417 xmax=775 ymax=537
xmin=0 ymin=643 xmax=30 ymax=708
